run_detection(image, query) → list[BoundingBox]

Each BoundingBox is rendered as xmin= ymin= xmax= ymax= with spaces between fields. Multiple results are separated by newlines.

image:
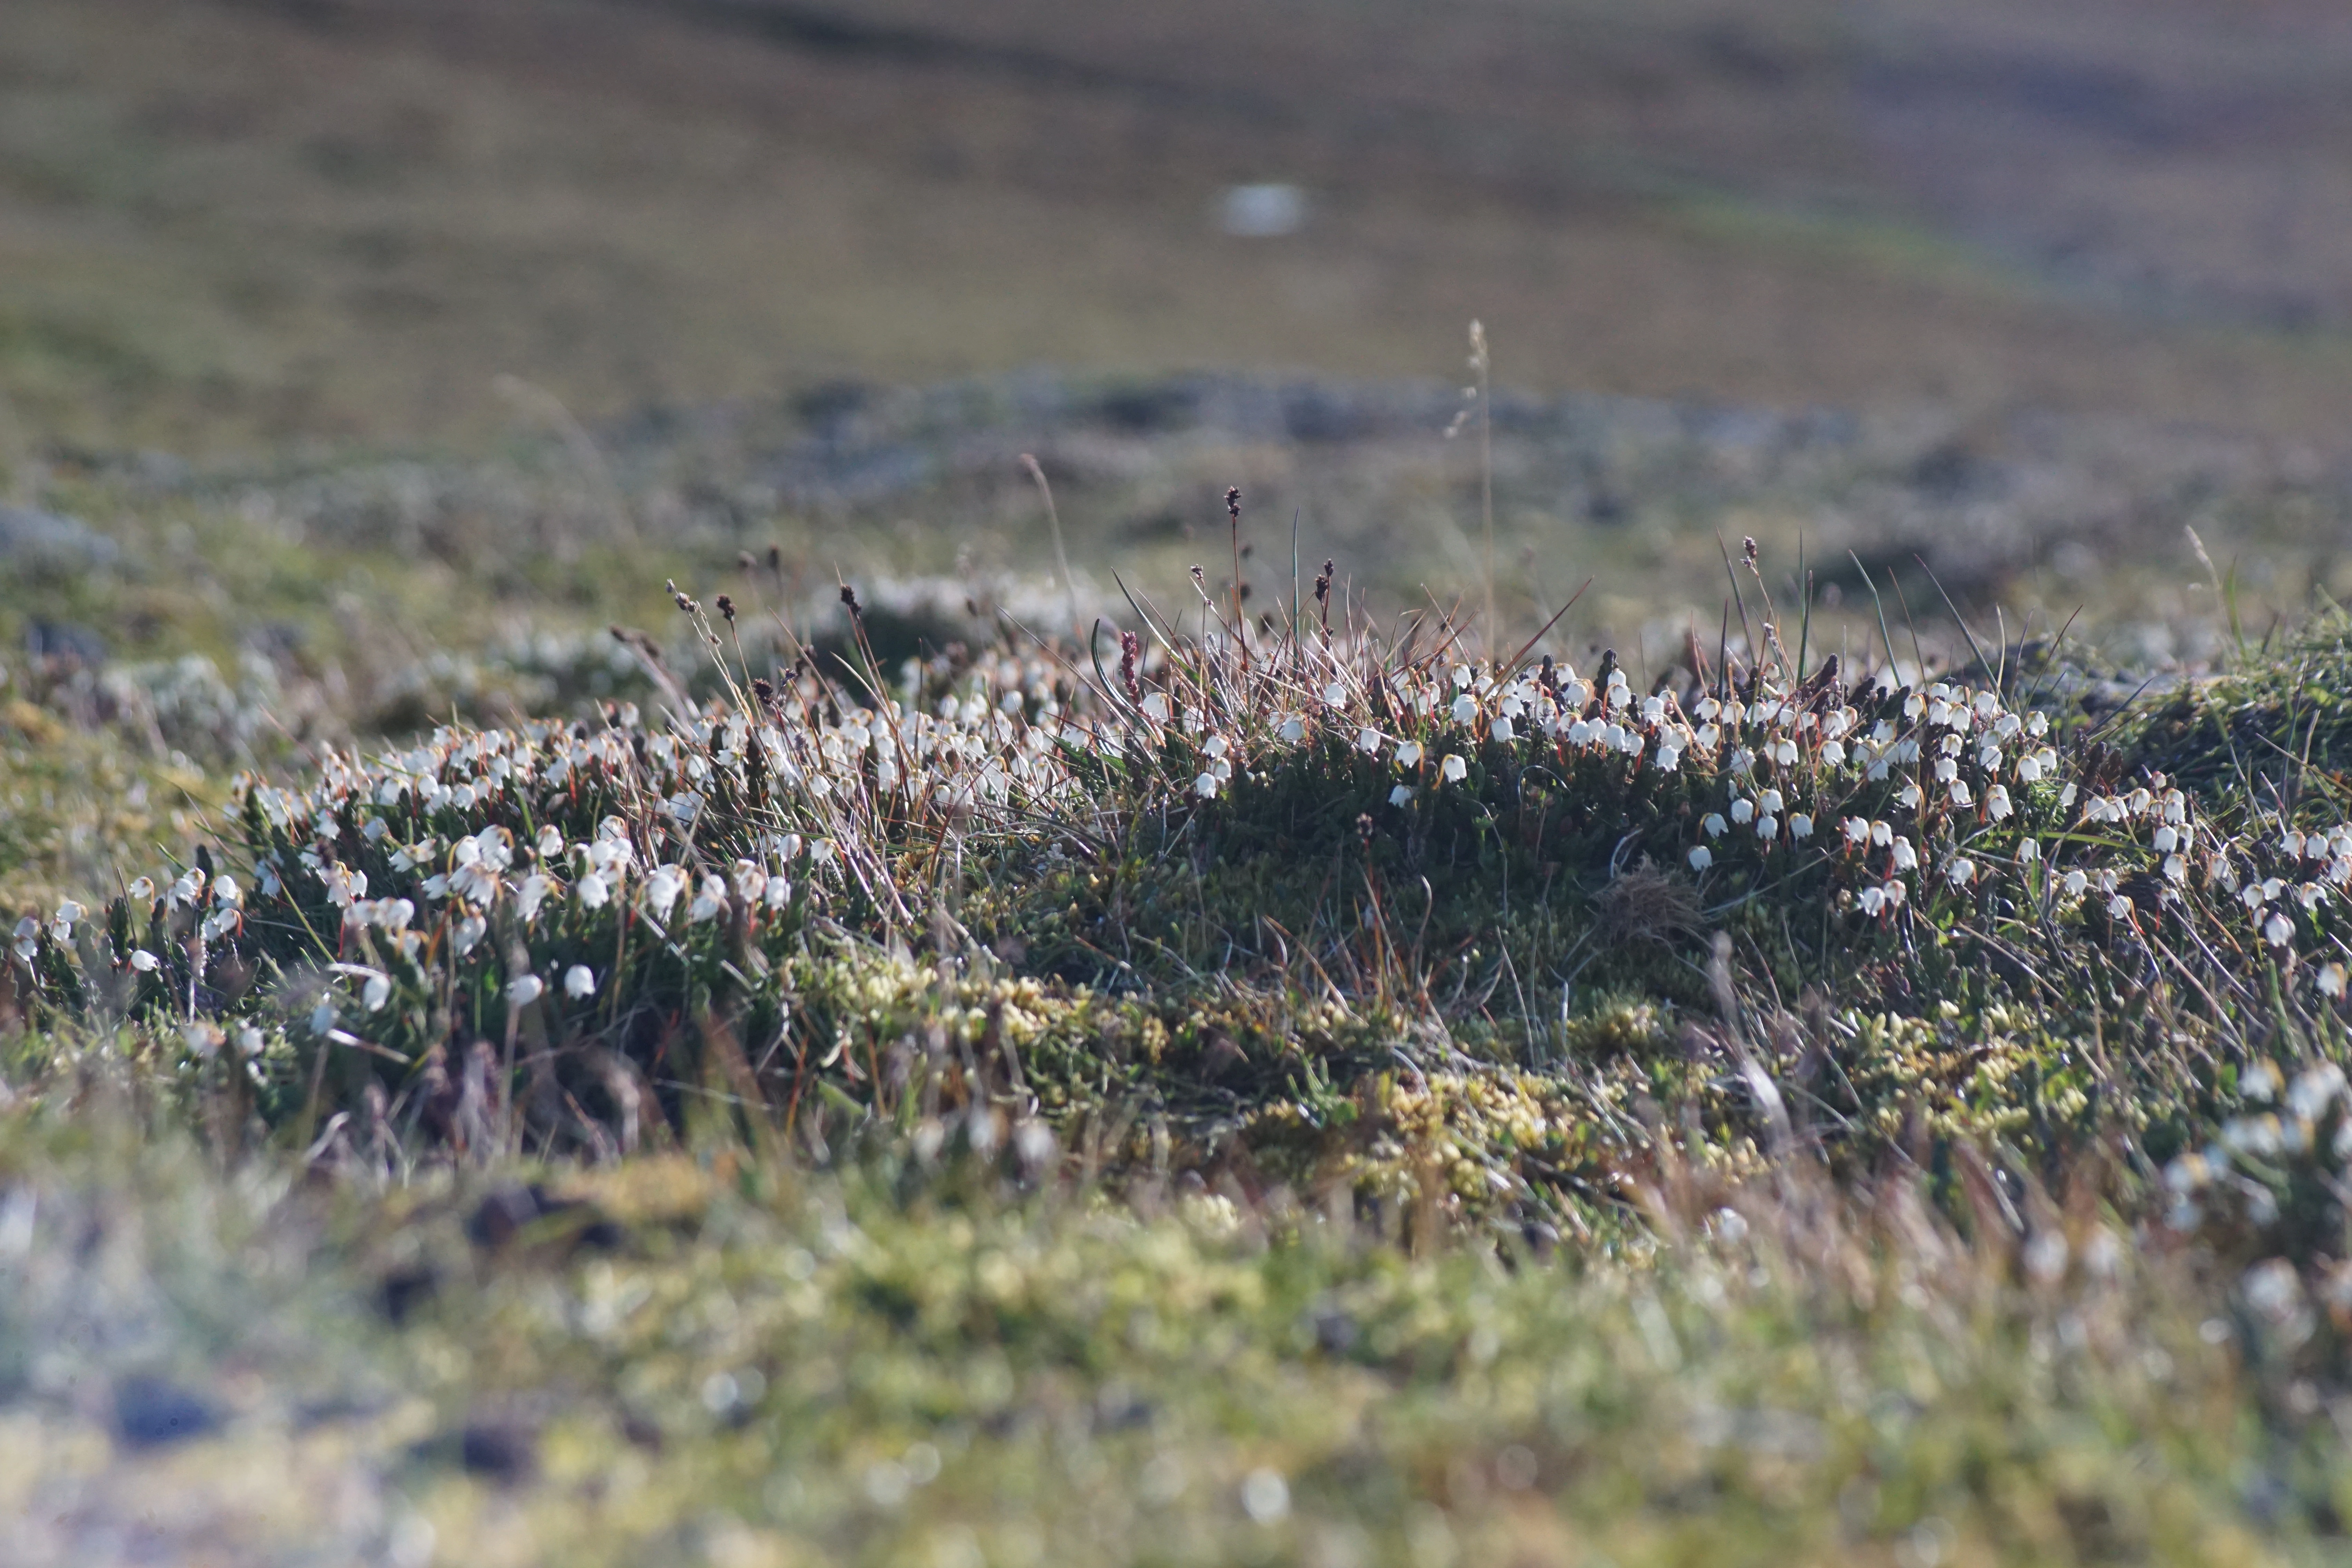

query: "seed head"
xmin=715 ymin=594 xmax=736 ymax=623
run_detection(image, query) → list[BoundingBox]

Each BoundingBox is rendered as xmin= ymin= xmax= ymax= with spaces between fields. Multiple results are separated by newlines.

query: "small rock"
xmin=112 ymin=1375 xmax=221 ymax=1449
xmin=0 ymin=506 xmax=119 ymax=570
xmin=24 ymin=620 xmax=106 ymax=666
xmin=378 ymin=1263 xmax=440 ymax=1324
xmin=458 ymin=1420 xmax=538 ymax=1485
xmin=466 ymin=1182 xmax=622 ymax=1252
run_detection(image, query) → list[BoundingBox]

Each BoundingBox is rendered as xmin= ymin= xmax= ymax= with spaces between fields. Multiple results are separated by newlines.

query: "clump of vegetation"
xmin=12 ymin=514 xmax=2352 ymax=1560
xmin=2114 ymin=607 xmax=2352 ymax=812
xmin=4 ymin=551 xmax=2350 ymax=1234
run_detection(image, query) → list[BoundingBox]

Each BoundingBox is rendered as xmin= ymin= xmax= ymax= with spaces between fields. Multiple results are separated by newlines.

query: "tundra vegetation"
xmin=6 ymin=436 xmax=2352 ymax=1566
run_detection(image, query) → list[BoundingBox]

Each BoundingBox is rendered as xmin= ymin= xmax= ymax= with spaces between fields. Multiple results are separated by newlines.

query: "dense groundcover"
xmin=16 ymin=595 xmax=2352 ymax=1223
xmin=11 ymin=594 xmax=2352 ymax=1562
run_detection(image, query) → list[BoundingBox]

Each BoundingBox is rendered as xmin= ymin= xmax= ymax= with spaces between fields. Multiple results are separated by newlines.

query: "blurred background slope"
xmin=7 ymin=0 xmax=2352 ymax=455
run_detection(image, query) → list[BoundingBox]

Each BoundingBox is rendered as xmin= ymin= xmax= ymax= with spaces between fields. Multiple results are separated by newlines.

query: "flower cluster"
xmin=15 ymin=590 xmax=2352 ymax=1145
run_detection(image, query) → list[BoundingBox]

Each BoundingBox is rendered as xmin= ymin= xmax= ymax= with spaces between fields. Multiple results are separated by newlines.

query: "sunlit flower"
xmin=2061 ymin=869 xmax=2089 ymax=897
xmin=363 ymin=973 xmax=391 ymax=1012
xmin=508 ymin=973 xmax=545 ymax=1006
xmin=1394 ymin=740 xmax=1423 ymax=768
xmin=577 ymin=871 xmax=611 ymax=909
xmin=1731 ymin=799 xmax=1755 ymax=825
xmin=1703 ymin=813 xmax=1728 ymax=838
xmin=1389 ymin=784 xmax=1414 ymax=807
xmin=689 ymin=876 xmax=729 ymax=923
xmin=1946 ymin=858 xmax=1976 ymax=888
xmin=2265 ymin=912 xmax=2294 ymax=947
xmin=1195 ymin=772 xmax=1220 ymax=799
xmin=1890 ymin=838 xmax=1918 ymax=871
xmin=2321 ymin=964 xmax=2348 ymax=1000
xmin=1440 ymin=754 xmax=1468 ymax=784
xmin=129 ymin=949 xmax=160 ymax=973
xmin=1984 ymin=785 xmax=2012 ymax=821
xmin=646 ymin=865 xmax=687 ymax=918
xmin=1789 ymin=813 xmax=1814 ymax=840
xmin=1489 ymin=715 xmax=1515 ymax=743
xmin=1688 ymin=845 xmax=1713 ymax=872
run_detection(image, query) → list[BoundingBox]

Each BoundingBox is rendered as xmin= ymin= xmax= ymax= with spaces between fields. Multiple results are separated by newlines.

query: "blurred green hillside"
xmin=8 ymin=0 xmax=2352 ymax=457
